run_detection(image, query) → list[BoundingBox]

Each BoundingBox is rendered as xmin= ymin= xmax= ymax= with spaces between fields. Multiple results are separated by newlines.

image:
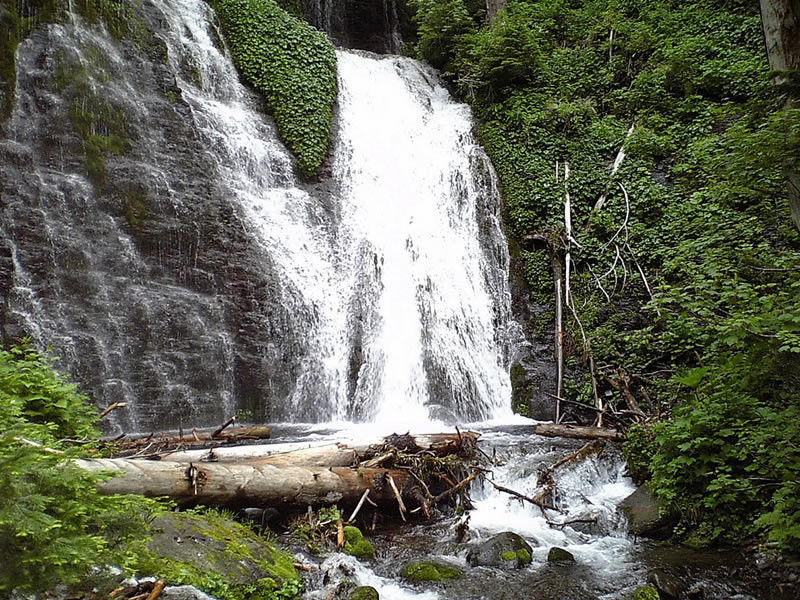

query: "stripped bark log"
xmin=153 ymin=432 xmax=478 ymax=465
xmin=75 ymin=458 xmax=412 ymax=509
xmin=533 ymin=423 xmax=623 ymax=441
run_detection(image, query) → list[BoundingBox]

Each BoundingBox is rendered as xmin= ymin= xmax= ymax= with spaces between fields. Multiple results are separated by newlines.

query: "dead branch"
xmin=99 ymin=402 xmax=128 ymax=419
xmin=486 ymin=478 xmax=562 ymax=513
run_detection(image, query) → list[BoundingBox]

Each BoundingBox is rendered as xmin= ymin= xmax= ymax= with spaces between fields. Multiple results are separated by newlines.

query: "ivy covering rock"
xmin=214 ymin=0 xmax=337 ymax=176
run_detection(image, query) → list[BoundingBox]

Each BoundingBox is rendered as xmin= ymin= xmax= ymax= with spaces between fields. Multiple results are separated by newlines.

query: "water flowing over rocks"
xmin=0 ymin=0 xmax=531 ymax=432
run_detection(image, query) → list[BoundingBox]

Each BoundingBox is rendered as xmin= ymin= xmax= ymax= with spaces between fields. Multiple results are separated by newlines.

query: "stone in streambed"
xmin=547 ymin=547 xmax=575 ymax=563
xmin=646 ymin=568 xmax=687 ymax=599
xmin=619 ymin=485 xmax=676 ymax=539
xmin=467 ymin=532 xmax=533 ymax=569
xmin=349 ymin=586 xmax=379 ymax=600
xmin=343 ymin=525 xmax=375 ymax=559
xmin=402 ymin=561 xmax=462 ymax=582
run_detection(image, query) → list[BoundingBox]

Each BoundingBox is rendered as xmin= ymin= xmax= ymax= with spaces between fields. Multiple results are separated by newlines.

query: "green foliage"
xmin=407 ymin=0 xmax=800 ymax=551
xmin=214 ymin=0 xmax=337 ymax=176
xmin=0 ymin=343 xmax=165 ymax=594
xmin=630 ymin=586 xmax=659 ymax=600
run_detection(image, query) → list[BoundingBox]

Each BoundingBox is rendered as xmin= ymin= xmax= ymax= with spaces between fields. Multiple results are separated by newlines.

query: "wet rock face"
xmin=0 ymin=1 xmax=312 ymax=432
xmin=303 ymin=0 xmax=402 ymax=54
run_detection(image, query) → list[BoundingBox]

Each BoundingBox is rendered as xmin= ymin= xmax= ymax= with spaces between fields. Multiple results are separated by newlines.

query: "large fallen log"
xmin=533 ymin=423 xmax=623 ymax=441
xmin=153 ymin=431 xmax=479 ymax=465
xmin=76 ymin=458 xmax=411 ymax=508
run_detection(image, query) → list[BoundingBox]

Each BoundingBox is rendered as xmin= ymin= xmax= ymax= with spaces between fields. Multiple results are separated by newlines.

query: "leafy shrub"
xmin=214 ymin=0 xmax=337 ymax=176
xmin=0 ymin=343 xmax=165 ymax=594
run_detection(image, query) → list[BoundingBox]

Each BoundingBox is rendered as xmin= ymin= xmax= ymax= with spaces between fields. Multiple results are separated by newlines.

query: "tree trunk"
xmin=76 ymin=458 xmax=412 ymax=508
xmin=759 ymin=0 xmax=800 ymax=231
xmin=486 ymin=0 xmax=506 ymax=21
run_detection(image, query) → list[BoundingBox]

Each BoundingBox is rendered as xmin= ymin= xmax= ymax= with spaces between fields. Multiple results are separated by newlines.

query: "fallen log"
xmin=153 ymin=431 xmax=478 ymax=465
xmin=533 ymin=423 xmax=623 ymax=441
xmin=76 ymin=458 xmax=411 ymax=509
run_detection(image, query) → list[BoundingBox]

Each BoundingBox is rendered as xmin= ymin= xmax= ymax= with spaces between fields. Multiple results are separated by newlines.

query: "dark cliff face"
xmin=0 ymin=0 xmax=323 ymax=432
xmin=302 ymin=0 xmax=403 ymax=54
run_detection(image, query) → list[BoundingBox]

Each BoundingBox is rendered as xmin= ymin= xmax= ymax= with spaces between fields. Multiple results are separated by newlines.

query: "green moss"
xmin=516 ymin=548 xmax=531 ymax=564
xmin=342 ymin=525 xmax=375 ymax=560
xmin=630 ymin=585 xmax=659 ymax=600
xmin=402 ymin=561 xmax=461 ymax=582
xmin=499 ymin=550 xmax=516 ymax=561
xmin=131 ymin=510 xmax=301 ymax=600
xmin=214 ymin=0 xmax=337 ymax=176
xmin=510 ymin=363 xmax=531 ymax=417
xmin=349 ymin=587 xmax=379 ymax=600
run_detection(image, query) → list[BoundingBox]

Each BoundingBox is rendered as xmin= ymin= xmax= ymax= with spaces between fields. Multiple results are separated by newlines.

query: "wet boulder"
xmin=349 ymin=586 xmax=379 ymax=600
xmin=619 ymin=485 xmax=676 ymax=539
xmin=547 ymin=547 xmax=575 ymax=563
xmin=467 ymin=532 xmax=533 ymax=569
xmin=646 ymin=569 xmax=687 ymax=599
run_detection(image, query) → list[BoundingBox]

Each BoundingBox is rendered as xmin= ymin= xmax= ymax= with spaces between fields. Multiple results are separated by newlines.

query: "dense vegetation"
xmin=406 ymin=0 xmax=799 ymax=551
xmin=0 ymin=344 xmax=164 ymax=593
xmin=214 ymin=0 xmax=337 ymax=176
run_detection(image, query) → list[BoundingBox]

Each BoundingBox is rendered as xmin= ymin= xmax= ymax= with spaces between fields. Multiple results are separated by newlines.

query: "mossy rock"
xmin=349 ymin=586 xmax=379 ymax=600
xmin=467 ymin=531 xmax=533 ymax=569
xmin=630 ymin=585 xmax=659 ymax=600
xmin=342 ymin=525 xmax=375 ymax=559
xmin=133 ymin=510 xmax=301 ymax=600
xmin=402 ymin=561 xmax=462 ymax=582
xmin=547 ymin=547 xmax=575 ymax=563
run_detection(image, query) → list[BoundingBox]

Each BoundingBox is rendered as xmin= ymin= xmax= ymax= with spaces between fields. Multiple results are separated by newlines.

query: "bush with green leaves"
xmin=0 ymin=343 xmax=166 ymax=594
xmin=407 ymin=0 xmax=800 ymax=551
xmin=214 ymin=0 xmax=337 ymax=176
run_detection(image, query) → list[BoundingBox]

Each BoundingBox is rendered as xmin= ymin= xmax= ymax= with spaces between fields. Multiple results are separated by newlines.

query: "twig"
xmin=212 ymin=415 xmax=236 ymax=439
xmin=547 ymin=516 xmax=598 ymax=529
xmin=146 ymin=580 xmax=166 ymax=600
xmin=586 ymin=263 xmax=610 ymax=302
xmin=347 ymin=489 xmax=371 ymax=523
xmin=387 ymin=474 xmax=407 ymax=522
xmin=336 ymin=519 xmax=344 ymax=548
xmin=14 ymin=437 xmax=64 ymax=454
xmin=486 ymin=478 xmax=562 ymax=513
xmin=98 ymin=402 xmax=127 ymax=419
xmin=431 ymin=470 xmax=481 ymax=505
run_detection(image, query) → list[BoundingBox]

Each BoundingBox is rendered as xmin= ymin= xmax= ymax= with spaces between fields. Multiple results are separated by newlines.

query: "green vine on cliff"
xmin=214 ymin=0 xmax=337 ymax=176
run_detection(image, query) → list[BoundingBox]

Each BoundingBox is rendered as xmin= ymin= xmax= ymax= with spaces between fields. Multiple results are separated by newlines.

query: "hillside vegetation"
xmin=406 ymin=0 xmax=800 ymax=551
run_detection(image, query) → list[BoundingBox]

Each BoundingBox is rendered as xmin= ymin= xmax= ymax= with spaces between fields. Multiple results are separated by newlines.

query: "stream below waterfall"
xmin=258 ymin=422 xmax=767 ymax=600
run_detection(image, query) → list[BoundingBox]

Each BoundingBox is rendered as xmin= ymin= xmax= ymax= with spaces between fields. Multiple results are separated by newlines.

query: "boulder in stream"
xmin=467 ymin=532 xmax=533 ymax=569
xmin=547 ymin=547 xmax=576 ymax=563
xmin=646 ymin=568 xmax=687 ymax=599
xmin=619 ymin=484 xmax=676 ymax=539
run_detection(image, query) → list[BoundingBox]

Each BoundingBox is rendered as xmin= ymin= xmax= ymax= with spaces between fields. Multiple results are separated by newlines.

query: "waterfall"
xmin=0 ymin=0 xmax=521 ymax=430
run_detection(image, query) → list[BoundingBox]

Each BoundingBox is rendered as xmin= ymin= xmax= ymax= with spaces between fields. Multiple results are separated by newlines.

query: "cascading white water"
xmin=325 ymin=51 xmax=517 ymax=426
xmin=164 ymin=0 xmax=519 ymax=426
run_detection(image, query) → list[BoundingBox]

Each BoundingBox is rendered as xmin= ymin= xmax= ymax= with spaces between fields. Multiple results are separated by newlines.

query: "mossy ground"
xmin=402 ymin=561 xmax=462 ymax=582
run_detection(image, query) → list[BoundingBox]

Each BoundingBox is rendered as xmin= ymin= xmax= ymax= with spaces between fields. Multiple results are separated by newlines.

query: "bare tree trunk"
xmin=486 ymin=0 xmax=507 ymax=21
xmin=759 ymin=0 xmax=800 ymax=231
